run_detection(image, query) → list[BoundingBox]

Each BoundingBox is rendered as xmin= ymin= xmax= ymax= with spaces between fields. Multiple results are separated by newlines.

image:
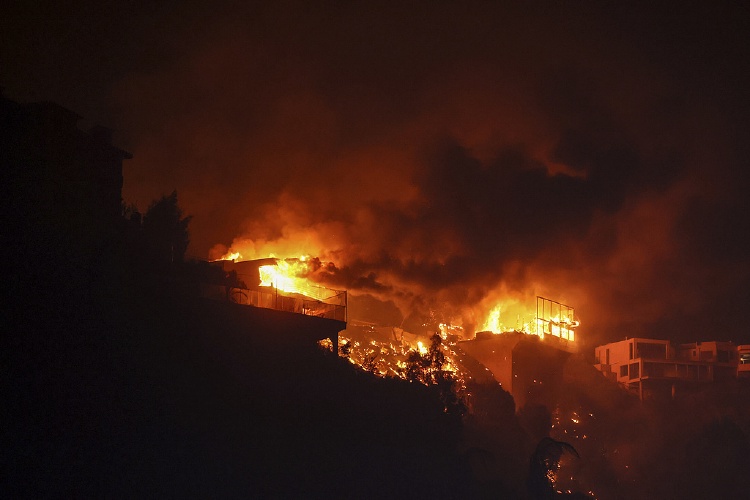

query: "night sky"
xmin=3 ymin=1 xmax=750 ymax=345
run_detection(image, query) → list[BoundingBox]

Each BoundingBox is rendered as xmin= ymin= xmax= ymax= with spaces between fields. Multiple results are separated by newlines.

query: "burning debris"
xmin=336 ymin=295 xmax=582 ymax=423
xmin=337 ymin=324 xmax=473 ymax=412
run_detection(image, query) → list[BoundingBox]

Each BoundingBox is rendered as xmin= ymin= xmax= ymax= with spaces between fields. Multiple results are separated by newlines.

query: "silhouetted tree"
xmin=405 ymin=333 xmax=466 ymax=415
xmin=405 ymin=349 xmax=431 ymax=384
xmin=340 ymin=340 xmax=352 ymax=357
xmin=428 ymin=332 xmax=446 ymax=370
xmin=122 ymin=202 xmax=142 ymax=226
xmin=142 ymin=191 xmax=191 ymax=265
xmin=362 ymin=351 xmax=380 ymax=374
xmin=527 ymin=437 xmax=580 ymax=499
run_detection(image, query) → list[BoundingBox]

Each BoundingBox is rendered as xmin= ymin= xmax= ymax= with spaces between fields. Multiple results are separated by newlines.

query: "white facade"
xmin=594 ymin=338 xmax=740 ymax=399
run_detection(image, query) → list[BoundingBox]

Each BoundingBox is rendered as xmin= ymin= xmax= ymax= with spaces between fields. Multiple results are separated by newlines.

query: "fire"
xmin=215 ymin=245 xmax=329 ymax=300
xmin=224 ymin=251 xmax=242 ymax=262
xmin=205 ymin=247 xmax=347 ymax=321
xmin=544 ymin=315 xmax=578 ymax=342
xmin=337 ymin=328 xmax=470 ymax=402
xmin=479 ymin=303 xmax=540 ymax=336
xmin=481 ymin=305 xmax=503 ymax=333
xmin=258 ymin=257 xmax=332 ymax=301
xmin=479 ymin=296 xmax=578 ymax=342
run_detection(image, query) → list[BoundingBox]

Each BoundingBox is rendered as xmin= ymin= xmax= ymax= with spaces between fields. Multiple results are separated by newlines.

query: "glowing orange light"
xmin=479 ymin=298 xmax=578 ymax=342
xmin=258 ymin=257 xmax=331 ymax=301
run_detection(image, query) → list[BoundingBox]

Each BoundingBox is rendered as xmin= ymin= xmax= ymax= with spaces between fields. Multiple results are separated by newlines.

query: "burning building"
xmin=594 ymin=338 xmax=744 ymax=400
xmin=203 ymin=257 xmax=347 ymax=322
xmin=199 ymin=256 xmax=347 ymax=349
xmin=458 ymin=297 xmax=579 ymax=409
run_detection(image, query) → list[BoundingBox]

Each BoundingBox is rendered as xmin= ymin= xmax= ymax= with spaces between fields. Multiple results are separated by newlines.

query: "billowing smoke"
xmin=106 ymin=2 xmax=750 ymax=345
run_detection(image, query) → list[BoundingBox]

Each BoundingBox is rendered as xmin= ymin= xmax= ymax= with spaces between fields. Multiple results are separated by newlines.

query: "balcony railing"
xmin=201 ymin=282 xmax=347 ymax=322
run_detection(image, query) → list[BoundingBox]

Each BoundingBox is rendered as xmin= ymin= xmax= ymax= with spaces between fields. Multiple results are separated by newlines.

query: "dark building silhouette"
xmin=1 ymin=94 xmax=130 ymax=251
xmin=1 ymin=94 xmax=131 ymax=306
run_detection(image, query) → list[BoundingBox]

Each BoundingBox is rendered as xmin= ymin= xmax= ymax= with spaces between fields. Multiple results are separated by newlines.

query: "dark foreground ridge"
xmin=6 ymin=285 xmax=472 ymax=497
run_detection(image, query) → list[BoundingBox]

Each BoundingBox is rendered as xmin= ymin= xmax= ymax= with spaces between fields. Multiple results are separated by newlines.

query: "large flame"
xmin=479 ymin=301 xmax=538 ymax=335
xmin=257 ymin=256 xmax=335 ymax=302
xmin=223 ymin=251 xmax=242 ymax=262
xmin=479 ymin=299 xmax=578 ymax=342
xmin=260 ymin=257 xmax=307 ymax=290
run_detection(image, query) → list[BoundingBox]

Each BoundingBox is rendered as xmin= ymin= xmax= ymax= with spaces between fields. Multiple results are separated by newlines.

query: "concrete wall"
xmin=459 ymin=332 xmax=571 ymax=409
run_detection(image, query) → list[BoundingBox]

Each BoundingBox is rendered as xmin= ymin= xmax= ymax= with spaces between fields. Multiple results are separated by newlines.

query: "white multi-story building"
xmin=594 ymin=338 xmax=740 ymax=399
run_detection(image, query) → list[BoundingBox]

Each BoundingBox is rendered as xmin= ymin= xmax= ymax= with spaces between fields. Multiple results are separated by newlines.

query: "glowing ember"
xmin=438 ymin=323 xmax=463 ymax=339
xmin=337 ymin=328 xmax=471 ymax=399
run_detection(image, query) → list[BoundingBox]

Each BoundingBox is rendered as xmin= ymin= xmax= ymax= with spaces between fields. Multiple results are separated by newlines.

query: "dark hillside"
xmin=5 ymin=289 xmax=470 ymax=497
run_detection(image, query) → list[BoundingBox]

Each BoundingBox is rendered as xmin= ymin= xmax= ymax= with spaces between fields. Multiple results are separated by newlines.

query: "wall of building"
xmin=594 ymin=337 xmax=744 ymax=399
xmin=459 ymin=332 xmax=571 ymax=409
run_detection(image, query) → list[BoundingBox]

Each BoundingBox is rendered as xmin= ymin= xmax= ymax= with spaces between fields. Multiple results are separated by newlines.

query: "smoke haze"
xmin=4 ymin=1 xmax=749 ymax=344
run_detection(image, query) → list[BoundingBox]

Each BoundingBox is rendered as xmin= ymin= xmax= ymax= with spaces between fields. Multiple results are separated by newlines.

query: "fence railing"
xmin=201 ymin=282 xmax=347 ymax=322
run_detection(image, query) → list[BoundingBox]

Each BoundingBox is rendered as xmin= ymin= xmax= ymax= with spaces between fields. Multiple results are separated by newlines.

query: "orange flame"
xmin=479 ymin=302 xmax=539 ymax=336
xmin=479 ymin=299 xmax=578 ymax=342
xmin=258 ymin=256 xmax=333 ymax=301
